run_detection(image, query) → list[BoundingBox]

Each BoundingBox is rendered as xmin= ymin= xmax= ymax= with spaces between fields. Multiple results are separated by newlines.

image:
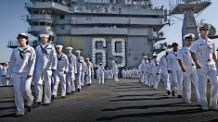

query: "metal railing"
xmin=8 ymin=40 xmax=39 ymax=48
xmin=27 ymin=14 xmax=53 ymax=21
xmin=25 ymin=2 xmax=71 ymax=13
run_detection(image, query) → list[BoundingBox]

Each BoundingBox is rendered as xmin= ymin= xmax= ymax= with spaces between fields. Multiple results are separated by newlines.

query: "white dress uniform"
xmin=66 ymin=53 xmax=77 ymax=93
xmin=167 ymin=51 xmax=183 ymax=96
xmin=76 ymin=55 xmax=84 ymax=90
xmin=177 ymin=47 xmax=200 ymax=104
xmin=97 ymin=64 xmax=105 ymax=84
xmin=142 ymin=61 xmax=149 ymax=85
xmin=52 ymin=53 xmax=69 ymax=97
xmin=150 ymin=59 xmax=160 ymax=90
xmin=81 ymin=60 xmax=87 ymax=86
xmin=34 ymin=43 xmax=57 ymax=104
xmin=159 ymin=54 xmax=171 ymax=92
xmin=124 ymin=70 xmax=127 ymax=79
xmin=121 ymin=70 xmax=126 ymax=78
xmin=109 ymin=70 xmax=114 ymax=79
xmin=138 ymin=60 xmax=144 ymax=83
xmin=112 ymin=61 xmax=119 ymax=82
xmin=190 ymin=36 xmax=218 ymax=110
xmin=126 ymin=70 xmax=131 ymax=79
xmin=7 ymin=45 xmax=36 ymax=115
xmin=86 ymin=60 xmax=94 ymax=85
xmin=147 ymin=61 xmax=153 ymax=86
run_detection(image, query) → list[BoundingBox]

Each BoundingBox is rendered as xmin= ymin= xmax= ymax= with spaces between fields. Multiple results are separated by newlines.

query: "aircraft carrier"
xmin=12 ymin=0 xmax=166 ymax=68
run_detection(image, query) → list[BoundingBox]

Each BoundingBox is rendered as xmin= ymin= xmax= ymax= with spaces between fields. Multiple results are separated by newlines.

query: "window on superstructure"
xmin=60 ymin=15 xmax=65 ymax=20
xmin=32 ymin=22 xmax=38 ymax=26
xmin=39 ymin=22 xmax=46 ymax=26
xmin=60 ymin=25 xmax=65 ymax=30
xmin=32 ymin=10 xmax=39 ymax=14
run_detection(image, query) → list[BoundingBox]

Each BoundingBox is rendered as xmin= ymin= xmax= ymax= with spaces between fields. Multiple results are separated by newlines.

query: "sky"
xmin=0 ymin=0 xmax=218 ymax=62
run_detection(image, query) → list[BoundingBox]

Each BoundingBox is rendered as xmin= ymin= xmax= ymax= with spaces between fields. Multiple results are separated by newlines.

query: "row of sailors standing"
xmin=138 ymin=23 xmax=218 ymax=111
xmin=6 ymin=33 xmax=96 ymax=117
xmin=138 ymin=54 xmax=160 ymax=90
xmin=121 ymin=69 xmax=141 ymax=79
xmin=96 ymin=61 xmax=120 ymax=83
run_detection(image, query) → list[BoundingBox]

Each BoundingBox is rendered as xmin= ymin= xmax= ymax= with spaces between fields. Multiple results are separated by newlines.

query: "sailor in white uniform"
xmin=121 ymin=69 xmax=125 ymax=79
xmin=159 ymin=51 xmax=171 ymax=95
xmin=112 ymin=60 xmax=119 ymax=82
xmin=52 ymin=45 xmax=69 ymax=99
xmin=167 ymin=42 xmax=183 ymax=98
xmin=33 ymin=34 xmax=57 ymax=107
xmin=190 ymin=24 xmax=218 ymax=110
xmin=147 ymin=57 xmax=153 ymax=87
xmin=142 ymin=56 xmax=149 ymax=85
xmin=177 ymin=33 xmax=200 ymax=104
xmin=75 ymin=50 xmax=84 ymax=92
xmin=81 ymin=59 xmax=88 ymax=87
xmin=138 ymin=59 xmax=144 ymax=83
xmin=7 ymin=33 xmax=35 ymax=116
xmin=85 ymin=58 xmax=94 ymax=86
xmin=66 ymin=47 xmax=77 ymax=94
xmin=150 ymin=54 xmax=160 ymax=90
xmin=97 ymin=63 xmax=105 ymax=84
xmin=109 ymin=70 xmax=114 ymax=80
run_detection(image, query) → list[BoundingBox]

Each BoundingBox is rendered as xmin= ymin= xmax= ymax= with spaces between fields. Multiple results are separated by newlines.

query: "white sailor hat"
xmin=143 ymin=56 xmax=148 ymax=58
xmin=55 ymin=45 xmax=63 ymax=48
xmin=183 ymin=33 xmax=195 ymax=39
xmin=199 ymin=23 xmax=210 ymax=30
xmin=153 ymin=53 xmax=157 ymax=57
xmin=66 ymin=47 xmax=73 ymax=50
xmin=39 ymin=34 xmax=50 ymax=38
xmin=17 ymin=33 xmax=28 ymax=39
xmin=76 ymin=50 xmax=81 ymax=53
xmin=86 ymin=58 xmax=90 ymax=60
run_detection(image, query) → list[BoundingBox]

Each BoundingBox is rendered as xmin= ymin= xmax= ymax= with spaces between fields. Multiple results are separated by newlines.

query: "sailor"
xmin=81 ymin=59 xmax=88 ymax=87
xmin=126 ymin=69 xmax=131 ymax=79
xmin=112 ymin=60 xmax=119 ymax=82
xmin=147 ymin=57 xmax=153 ymax=87
xmin=109 ymin=69 xmax=114 ymax=80
xmin=33 ymin=34 xmax=57 ymax=107
xmin=75 ymin=50 xmax=84 ymax=92
xmin=138 ymin=60 xmax=144 ymax=83
xmin=97 ymin=63 xmax=105 ymax=84
xmin=85 ymin=58 xmax=94 ymax=86
xmin=6 ymin=33 xmax=35 ymax=117
xmin=141 ymin=56 xmax=149 ymax=85
xmin=124 ymin=69 xmax=127 ymax=79
xmin=190 ymin=24 xmax=218 ymax=110
xmin=167 ymin=42 xmax=183 ymax=98
xmin=159 ymin=51 xmax=171 ymax=95
xmin=150 ymin=54 xmax=160 ymax=90
xmin=177 ymin=33 xmax=200 ymax=104
xmin=66 ymin=47 xmax=77 ymax=95
xmin=52 ymin=45 xmax=69 ymax=99
xmin=121 ymin=69 xmax=126 ymax=79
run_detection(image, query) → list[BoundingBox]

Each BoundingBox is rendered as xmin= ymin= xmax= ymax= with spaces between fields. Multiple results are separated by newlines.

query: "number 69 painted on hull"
xmin=92 ymin=38 xmax=126 ymax=68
